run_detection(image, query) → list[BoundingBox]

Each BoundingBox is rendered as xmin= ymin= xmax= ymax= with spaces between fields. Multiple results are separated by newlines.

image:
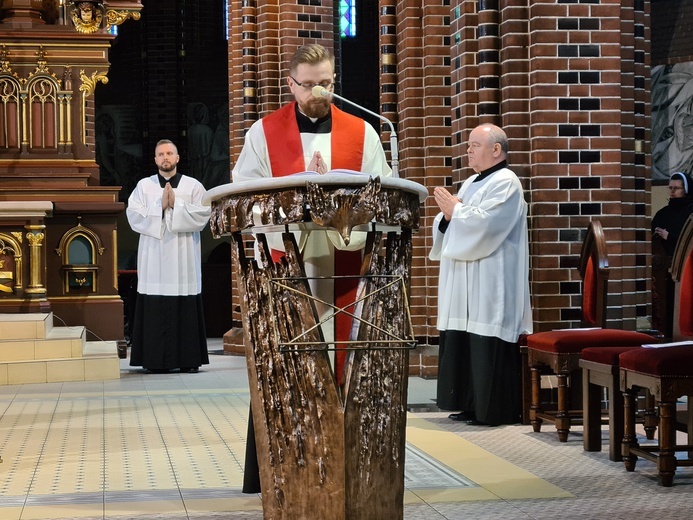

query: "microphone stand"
xmin=313 ymin=86 xmax=399 ymax=178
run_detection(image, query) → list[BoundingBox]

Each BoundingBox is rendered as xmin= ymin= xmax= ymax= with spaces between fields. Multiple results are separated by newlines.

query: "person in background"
xmin=652 ymin=171 xmax=693 ymax=258
xmin=126 ymin=139 xmax=211 ymax=374
xmin=429 ymin=123 xmax=533 ymax=426
xmin=651 ymin=171 xmax=693 ymax=338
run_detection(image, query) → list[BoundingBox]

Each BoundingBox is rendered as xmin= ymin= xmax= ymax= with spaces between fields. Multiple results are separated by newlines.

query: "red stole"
xmin=262 ymin=102 xmax=366 ymax=385
xmin=263 ymin=101 xmax=365 ymax=175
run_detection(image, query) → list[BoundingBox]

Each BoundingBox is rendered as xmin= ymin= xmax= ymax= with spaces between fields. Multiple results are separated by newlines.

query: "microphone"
xmin=312 ymin=85 xmax=399 ymax=178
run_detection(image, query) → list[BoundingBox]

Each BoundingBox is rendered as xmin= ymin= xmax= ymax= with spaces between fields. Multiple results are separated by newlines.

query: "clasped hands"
xmin=308 ymin=151 xmax=327 ymax=175
xmin=654 ymin=227 xmax=669 ymax=240
xmin=434 ymin=186 xmax=461 ymax=220
xmin=162 ymin=182 xmax=176 ymax=210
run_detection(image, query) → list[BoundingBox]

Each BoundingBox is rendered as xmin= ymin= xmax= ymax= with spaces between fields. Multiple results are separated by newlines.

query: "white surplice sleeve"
xmin=168 ymin=179 xmax=211 ymax=233
xmin=433 ymin=170 xmax=525 ymax=262
xmin=231 ymin=120 xmax=271 ymax=182
xmin=126 ymin=178 xmax=165 ymax=239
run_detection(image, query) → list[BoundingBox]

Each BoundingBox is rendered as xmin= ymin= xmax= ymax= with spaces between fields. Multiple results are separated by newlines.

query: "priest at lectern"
xmin=231 ymin=43 xmax=392 ymax=493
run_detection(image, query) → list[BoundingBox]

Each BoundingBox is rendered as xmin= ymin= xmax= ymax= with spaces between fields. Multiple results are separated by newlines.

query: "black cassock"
xmin=436 ymin=330 xmax=521 ymax=426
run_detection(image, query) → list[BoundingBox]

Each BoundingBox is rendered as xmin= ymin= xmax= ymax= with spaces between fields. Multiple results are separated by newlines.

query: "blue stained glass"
xmin=340 ymin=0 xmax=356 ymax=38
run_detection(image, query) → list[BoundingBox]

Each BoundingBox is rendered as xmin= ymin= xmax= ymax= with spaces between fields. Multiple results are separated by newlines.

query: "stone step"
xmin=0 ymin=312 xmax=53 ymax=340
xmin=0 ymin=324 xmax=86 ymax=362
xmin=0 ymin=340 xmax=120 ymax=385
xmin=0 ymin=313 xmax=121 ymax=386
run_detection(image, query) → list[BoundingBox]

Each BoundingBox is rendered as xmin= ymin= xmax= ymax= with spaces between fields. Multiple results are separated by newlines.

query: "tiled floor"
xmin=1 ymin=340 xmax=693 ymax=519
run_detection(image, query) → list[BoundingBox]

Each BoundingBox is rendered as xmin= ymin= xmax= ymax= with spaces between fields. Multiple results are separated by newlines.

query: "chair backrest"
xmin=670 ymin=214 xmax=693 ymax=339
xmin=578 ymin=220 xmax=609 ymax=328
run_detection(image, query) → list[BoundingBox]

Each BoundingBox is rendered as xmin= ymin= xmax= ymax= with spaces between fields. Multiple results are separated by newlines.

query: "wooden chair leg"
xmin=643 ymin=391 xmax=657 ymax=440
xmin=622 ymin=389 xmax=638 ymax=471
xmin=658 ymin=401 xmax=677 ymax=487
xmin=687 ymin=399 xmax=693 ymax=459
xmin=608 ymin=381 xmax=625 ymax=462
xmin=530 ymin=366 xmax=543 ymax=432
xmin=583 ymin=367 xmax=602 ymax=452
xmin=555 ymin=372 xmax=570 ymax=442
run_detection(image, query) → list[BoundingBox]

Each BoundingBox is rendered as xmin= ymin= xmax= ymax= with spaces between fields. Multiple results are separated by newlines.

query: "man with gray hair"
xmin=430 ymin=123 xmax=533 ymax=426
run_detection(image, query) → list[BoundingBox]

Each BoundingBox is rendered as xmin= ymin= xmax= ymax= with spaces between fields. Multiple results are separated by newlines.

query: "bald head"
xmin=467 ymin=124 xmax=508 ymax=173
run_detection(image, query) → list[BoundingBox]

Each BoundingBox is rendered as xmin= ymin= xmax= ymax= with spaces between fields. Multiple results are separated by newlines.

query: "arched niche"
xmin=0 ymin=232 xmax=23 ymax=295
xmin=55 ymin=219 xmax=104 ymax=294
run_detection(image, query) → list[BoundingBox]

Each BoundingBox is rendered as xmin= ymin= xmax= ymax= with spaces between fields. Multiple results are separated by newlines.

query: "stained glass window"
xmin=340 ymin=0 xmax=356 ymax=38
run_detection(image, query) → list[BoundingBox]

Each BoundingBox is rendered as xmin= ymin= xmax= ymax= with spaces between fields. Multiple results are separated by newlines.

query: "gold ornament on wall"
xmin=78 ymin=69 xmax=108 ymax=97
xmin=105 ymin=9 xmax=141 ymax=31
xmin=71 ymin=1 xmax=104 ymax=34
xmin=79 ymin=69 xmax=108 ymax=143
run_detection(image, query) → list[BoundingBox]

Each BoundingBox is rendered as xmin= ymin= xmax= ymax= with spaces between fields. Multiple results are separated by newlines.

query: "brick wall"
xmin=445 ymin=0 xmax=651 ymax=333
xmin=651 ymin=0 xmax=693 ymax=64
xmin=390 ymin=2 xmax=451 ymax=354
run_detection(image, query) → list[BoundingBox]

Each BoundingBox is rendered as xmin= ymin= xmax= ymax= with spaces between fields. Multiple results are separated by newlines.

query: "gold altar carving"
xmin=0 ymin=234 xmax=22 ymax=294
xmin=105 ymin=9 xmax=140 ymax=30
xmin=25 ymin=225 xmax=46 ymax=296
xmin=0 ymin=0 xmax=141 ymax=335
xmin=70 ymin=1 xmax=104 ymax=34
xmin=208 ymin=175 xmax=425 ymax=520
xmin=79 ymin=68 xmax=107 ymax=143
xmin=79 ymin=69 xmax=108 ymax=97
xmin=0 ymin=47 xmax=74 ymax=152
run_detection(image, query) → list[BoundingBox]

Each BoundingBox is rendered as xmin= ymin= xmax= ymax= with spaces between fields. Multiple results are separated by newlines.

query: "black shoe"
xmin=180 ymin=367 xmax=199 ymax=373
xmin=448 ymin=411 xmax=476 ymax=422
xmin=145 ymin=368 xmax=170 ymax=374
xmin=465 ymin=419 xmax=497 ymax=427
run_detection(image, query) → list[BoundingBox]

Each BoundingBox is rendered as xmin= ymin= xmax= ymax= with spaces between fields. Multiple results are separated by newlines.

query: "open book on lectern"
xmin=289 ymin=169 xmax=372 ymax=177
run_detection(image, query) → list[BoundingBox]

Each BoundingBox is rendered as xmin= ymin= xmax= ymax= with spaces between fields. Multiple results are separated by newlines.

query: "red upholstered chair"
xmin=580 ymin=346 xmax=655 ymax=461
xmin=620 ymin=215 xmax=693 ymax=486
xmin=621 ymin=346 xmax=693 ymax=486
xmin=527 ymin=221 xmax=654 ymax=442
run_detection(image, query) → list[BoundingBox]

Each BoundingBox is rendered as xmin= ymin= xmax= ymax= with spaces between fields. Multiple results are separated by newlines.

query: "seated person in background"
xmin=652 ymin=171 xmax=693 ymax=258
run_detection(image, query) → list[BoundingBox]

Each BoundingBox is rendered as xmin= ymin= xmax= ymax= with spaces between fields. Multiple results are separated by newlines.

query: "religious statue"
xmin=70 ymin=1 xmax=103 ymax=34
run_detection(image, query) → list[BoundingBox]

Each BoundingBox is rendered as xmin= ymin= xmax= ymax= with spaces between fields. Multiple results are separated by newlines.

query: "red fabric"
xmin=334 ymin=249 xmax=362 ymax=382
xmin=263 ymin=103 xmax=367 ymax=385
xmin=270 ymin=249 xmax=285 ymax=264
xmin=263 ymin=102 xmax=365 ymax=176
xmin=582 ymin=257 xmax=597 ymax=326
xmin=581 ymin=346 xmax=642 ymax=365
xmin=620 ymin=345 xmax=693 ymax=376
xmin=526 ymin=329 xmax=654 ymax=354
xmin=679 ymin=253 xmax=693 ymax=336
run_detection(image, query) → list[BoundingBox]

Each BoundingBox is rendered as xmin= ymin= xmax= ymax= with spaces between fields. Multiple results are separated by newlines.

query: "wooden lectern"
xmin=205 ymin=174 xmax=427 ymax=520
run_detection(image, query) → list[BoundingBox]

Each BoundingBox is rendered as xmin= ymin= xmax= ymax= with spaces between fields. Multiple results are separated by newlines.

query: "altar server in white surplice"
xmin=127 ymin=139 xmax=211 ymax=374
xmin=430 ymin=123 xmax=533 ymax=426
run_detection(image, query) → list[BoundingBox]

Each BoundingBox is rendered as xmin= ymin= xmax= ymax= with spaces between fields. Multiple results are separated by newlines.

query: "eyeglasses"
xmin=668 ymin=186 xmax=685 ymax=191
xmin=290 ymin=76 xmax=334 ymax=91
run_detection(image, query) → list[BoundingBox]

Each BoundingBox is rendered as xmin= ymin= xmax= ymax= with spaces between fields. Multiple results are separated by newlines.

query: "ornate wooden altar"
xmin=206 ymin=174 xmax=427 ymax=520
xmin=0 ymin=1 xmax=142 ymax=344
